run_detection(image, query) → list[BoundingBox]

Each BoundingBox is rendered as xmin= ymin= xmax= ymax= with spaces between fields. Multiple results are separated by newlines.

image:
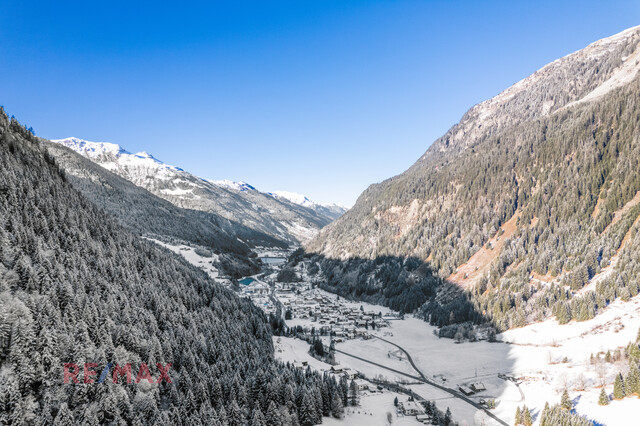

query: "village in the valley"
xmin=161 ymin=243 xmax=640 ymax=426
xmin=235 ymin=254 xmax=494 ymax=425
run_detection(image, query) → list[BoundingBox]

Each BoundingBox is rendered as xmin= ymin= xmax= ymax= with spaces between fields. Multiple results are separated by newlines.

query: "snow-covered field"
xmin=497 ymin=295 xmax=640 ymax=425
xmin=145 ymin=239 xmax=224 ymax=282
xmin=330 ymin=317 xmax=512 ymax=425
xmin=323 ymin=393 xmax=422 ymax=426
xmin=281 ymin=291 xmax=640 ymax=425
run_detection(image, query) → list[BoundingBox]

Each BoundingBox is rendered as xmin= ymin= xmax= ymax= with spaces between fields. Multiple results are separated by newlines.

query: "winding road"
xmin=334 ymin=335 xmax=509 ymax=426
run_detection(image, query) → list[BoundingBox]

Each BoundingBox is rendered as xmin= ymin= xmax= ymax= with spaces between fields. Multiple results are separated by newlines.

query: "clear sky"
xmin=1 ymin=1 xmax=638 ymax=206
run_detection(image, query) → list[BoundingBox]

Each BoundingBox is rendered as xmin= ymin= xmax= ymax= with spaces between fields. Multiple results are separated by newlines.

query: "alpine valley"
xmin=2 ymin=17 xmax=640 ymax=426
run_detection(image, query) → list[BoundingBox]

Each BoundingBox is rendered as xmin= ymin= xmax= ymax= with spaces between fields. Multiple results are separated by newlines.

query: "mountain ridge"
xmin=268 ymin=190 xmax=347 ymax=220
xmin=50 ymin=136 xmax=346 ymax=244
xmin=44 ymin=140 xmax=288 ymax=278
xmin=305 ymin=24 xmax=640 ymax=331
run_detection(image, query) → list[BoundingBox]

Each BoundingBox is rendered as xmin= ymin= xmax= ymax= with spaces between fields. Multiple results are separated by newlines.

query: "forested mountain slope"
xmin=307 ymin=25 xmax=640 ymax=330
xmin=0 ymin=111 xmax=345 ymax=425
xmin=51 ymin=137 xmax=340 ymax=245
xmin=45 ymin=141 xmax=287 ymax=277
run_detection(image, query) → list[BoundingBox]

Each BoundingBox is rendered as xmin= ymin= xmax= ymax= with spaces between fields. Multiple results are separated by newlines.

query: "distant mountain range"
xmin=50 ymin=137 xmax=347 ymax=244
xmin=268 ymin=190 xmax=346 ymax=221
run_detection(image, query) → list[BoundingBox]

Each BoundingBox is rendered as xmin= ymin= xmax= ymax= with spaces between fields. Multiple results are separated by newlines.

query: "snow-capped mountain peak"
xmin=210 ymin=179 xmax=256 ymax=192
xmin=49 ymin=136 xmax=346 ymax=242
xmin=269 ymin=191 xmax=348 ymax=220
xmin=269 ymin=190 xmax=316 ymax=208
xmin=51 ymin=137 xmax=128 ymax=158
xmin=51 ymin=137 xmax=185 ymax=176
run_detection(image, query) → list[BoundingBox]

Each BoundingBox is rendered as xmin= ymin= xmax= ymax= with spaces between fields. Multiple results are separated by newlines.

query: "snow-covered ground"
xmin=149 ymin=238 xmax=640 ymax=425
xmin=278 ymin=283 xmax=640 ymax=425
xmin=323 ymin=393 xmax=422 ymax=426
xmin=274 ymin=336 xmax=421 ymax=426
xmin=329 ymin=317 xmax=512 ymax=425
xmin=497 ymin=295 xmax=640 ymax=425
xmin=575 ymin=390 xmax=639 ymax=426
xmin=145 ymin=239 xmax=225 ymax=282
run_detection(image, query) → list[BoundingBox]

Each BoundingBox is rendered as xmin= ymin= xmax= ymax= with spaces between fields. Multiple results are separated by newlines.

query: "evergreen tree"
xmin=266 ymin=401 xmax=281 ymax=426
xmin=431 ymin=409 xmax=440 ymax=425
xmin=443 ymin=407 xmax=452 ymax=426
xmin=299 ymin=394 xmax=315 ymax=426
xmin=613 ymin=373 xmax=626 ymax=399
xmin=349 ymin=379 xmax=358 ymax=406
xmin=53 ymin=403 xmax=74 ymax=426
xmin=540 ymin=403 xmax=591 ymax=426
xmin=522 ymin=405 xmax=532 ymax=426
xmin=227 ymin=399 xmax=245 ymax=426
xmin=339 ymin=377 xmax=349 ymax=407
xmin=625 ymin=362 xmax=640 ymax=395
xmin=561 ymin=389 xmax=572 ymax=410
xmin=251 ymin=407 xmax=267 ymax=426
xmin=330 ymin=392 xmax=344 ymax=419
xmin=598 ymin=388 xmax=609 ymax=406
xmin=514 ymin=406 xmax=522 ymax=425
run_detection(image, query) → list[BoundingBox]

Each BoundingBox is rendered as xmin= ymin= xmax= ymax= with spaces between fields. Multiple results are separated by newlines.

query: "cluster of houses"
xmin=457 ymin=381 xmax=487 ymax=396
xmin=278 ymin=289 xmax=398 ymax=340
xmin=239 ymin=278 xmax=274 ymax=314
xmin=239 ymin=278 xmax=404 ymax=344
xmin=326 ymin=366 xmax=373 ymax=391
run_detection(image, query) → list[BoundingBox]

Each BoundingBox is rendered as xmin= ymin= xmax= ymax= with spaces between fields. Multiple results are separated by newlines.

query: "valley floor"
xmin=158 ymin=240 xmax=640 ymax=425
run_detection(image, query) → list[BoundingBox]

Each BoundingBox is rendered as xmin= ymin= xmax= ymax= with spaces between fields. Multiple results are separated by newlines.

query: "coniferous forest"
xmin=306 ymin=31 xmax=640 ymax=332
xmin=0 ymin=110 xmax=344 ymax=425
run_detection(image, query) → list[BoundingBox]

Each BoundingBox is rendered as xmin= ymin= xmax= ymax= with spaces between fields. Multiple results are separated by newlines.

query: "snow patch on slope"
xmin=565 ymin=43 xmax=640 ymax=108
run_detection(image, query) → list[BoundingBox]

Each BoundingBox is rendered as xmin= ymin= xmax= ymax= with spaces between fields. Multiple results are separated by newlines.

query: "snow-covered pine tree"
xmin=598 ymin=388 xmax=609 ymax=405
xmin=561 ymin=389 xmax=572 ymax=410
xmin=330 ymin=392 xmax=344 ymax=418
xmin=613 ymin=373 xmax=626 ymax=399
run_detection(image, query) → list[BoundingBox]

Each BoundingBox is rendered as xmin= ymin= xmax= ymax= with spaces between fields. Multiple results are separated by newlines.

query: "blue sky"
xmin=1 ymin=1 xmax=639 ymax=206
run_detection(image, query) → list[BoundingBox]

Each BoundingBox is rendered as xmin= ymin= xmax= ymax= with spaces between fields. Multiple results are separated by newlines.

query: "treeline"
xmin=0 ymin=110 xmax=345 ymax=425
xmin=296 ymin=253 xmax=486 ymax=329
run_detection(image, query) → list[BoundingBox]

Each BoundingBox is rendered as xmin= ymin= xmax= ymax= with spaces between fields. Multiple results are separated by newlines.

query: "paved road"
xmin=334 ymin=336 xmax=508 ymax=426
xmin=333 ymin=347 xmax=425 ymax=382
